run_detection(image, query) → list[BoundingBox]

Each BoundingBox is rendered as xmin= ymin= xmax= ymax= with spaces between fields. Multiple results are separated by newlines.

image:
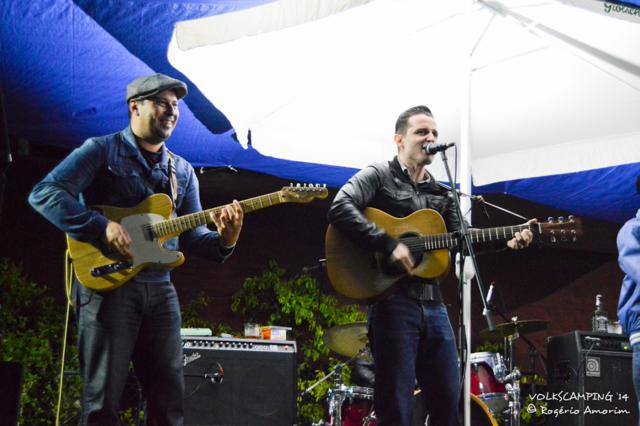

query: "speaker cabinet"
xmin=546 ymin=331 xmax=637 ymax=426
xmin=0 ymin=362 xmax=22 ymax=426
xmin=182 ymin=337 xmax=297 ymax=425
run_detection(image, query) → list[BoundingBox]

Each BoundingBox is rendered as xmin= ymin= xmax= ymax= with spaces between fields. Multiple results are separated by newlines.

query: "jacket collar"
xmin=390 ymin=156 xmax=443 ymax=193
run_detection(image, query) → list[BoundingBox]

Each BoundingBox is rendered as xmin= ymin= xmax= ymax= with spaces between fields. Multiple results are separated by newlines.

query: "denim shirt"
xmin=29 ymin=126 xmax=232 ymax=282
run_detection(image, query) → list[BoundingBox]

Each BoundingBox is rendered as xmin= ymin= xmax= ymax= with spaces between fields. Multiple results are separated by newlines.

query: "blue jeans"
xmin=368 ymin=294 xmax=460 ymax=426
xmin=633 ymin=344 xmax=640 ymax=412
xmin=75 ymin=280 xmax=184 ymax=426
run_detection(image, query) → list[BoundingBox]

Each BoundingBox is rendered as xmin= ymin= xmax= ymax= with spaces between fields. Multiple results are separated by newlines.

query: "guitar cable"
xmin=55 ymin=250 xmax=74 ymax=426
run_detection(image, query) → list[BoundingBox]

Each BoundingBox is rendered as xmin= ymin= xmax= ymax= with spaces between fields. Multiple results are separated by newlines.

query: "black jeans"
xmin=368 ymin=294 xmax=460 ymax=426
xmin=75 ymin=280 xmax=184 ymax=425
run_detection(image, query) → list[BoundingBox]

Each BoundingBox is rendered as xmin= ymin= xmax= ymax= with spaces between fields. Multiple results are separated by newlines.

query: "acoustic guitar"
xmin=67 ymin=185 xmax=328 ymax=291
xmin=325 ymin=207 xmax=582 ymax=301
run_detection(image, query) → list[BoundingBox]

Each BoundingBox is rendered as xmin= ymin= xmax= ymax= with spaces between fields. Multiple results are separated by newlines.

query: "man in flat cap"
xmin=29 ymin=74 xmax=244 ymax=424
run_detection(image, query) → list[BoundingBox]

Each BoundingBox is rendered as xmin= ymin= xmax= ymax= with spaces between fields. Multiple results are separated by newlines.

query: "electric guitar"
xmin=325 ymin=207 xmax=582 ymax=301
xmin=67 ymin=185 xmax=328 ymax=291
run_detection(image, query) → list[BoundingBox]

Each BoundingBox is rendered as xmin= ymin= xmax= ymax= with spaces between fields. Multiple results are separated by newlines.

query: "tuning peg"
xmin=558 ymin=216 xmax=564 ymax=223
xmin=568 ymin=215 xmax=574 ymax=222
xmin=547 ymin=216 xmax=554 ymax=223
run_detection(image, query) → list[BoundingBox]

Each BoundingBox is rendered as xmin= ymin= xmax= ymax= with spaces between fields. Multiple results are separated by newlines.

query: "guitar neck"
xmin=420 ymin=223 xmax=541 ymax=251
xmin=152 ymin=191 xmax=284 ymax=237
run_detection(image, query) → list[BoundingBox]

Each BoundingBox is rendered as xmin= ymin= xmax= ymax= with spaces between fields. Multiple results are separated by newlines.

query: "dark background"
xmin=0 ymin=140 xmax=625 ymax=379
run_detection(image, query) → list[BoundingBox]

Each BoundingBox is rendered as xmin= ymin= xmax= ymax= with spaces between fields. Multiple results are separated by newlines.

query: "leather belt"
xmin=399 ymin=281 xmax=443 ymax=303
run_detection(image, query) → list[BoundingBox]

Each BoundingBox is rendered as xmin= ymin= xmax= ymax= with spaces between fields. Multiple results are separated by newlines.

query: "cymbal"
xmin=323 ymin=322 xmax=368 ymax=358
xmin=479 ymin=320 xmax=549 ymax=341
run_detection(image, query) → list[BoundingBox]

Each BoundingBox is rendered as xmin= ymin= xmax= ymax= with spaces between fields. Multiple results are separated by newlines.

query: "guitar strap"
xmin=166 ymin=150 xmax=179 ymax=209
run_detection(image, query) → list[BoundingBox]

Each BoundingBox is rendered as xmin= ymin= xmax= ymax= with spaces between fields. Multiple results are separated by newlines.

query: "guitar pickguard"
xmin=121 ymin=213 xmax=183 ymax=267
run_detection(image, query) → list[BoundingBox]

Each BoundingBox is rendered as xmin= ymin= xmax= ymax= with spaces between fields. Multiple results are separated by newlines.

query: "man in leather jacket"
xmin=327 ymin=105 xmax=533 ymax=425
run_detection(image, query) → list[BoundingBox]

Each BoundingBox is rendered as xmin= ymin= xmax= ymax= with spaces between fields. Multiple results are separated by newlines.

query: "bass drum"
xmin=470 ymin=394 xmax=499 ymax=426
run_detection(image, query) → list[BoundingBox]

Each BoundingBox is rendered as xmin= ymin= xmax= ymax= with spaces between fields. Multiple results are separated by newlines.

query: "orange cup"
xmin=261 ymin=327 xmax=271 ymax=340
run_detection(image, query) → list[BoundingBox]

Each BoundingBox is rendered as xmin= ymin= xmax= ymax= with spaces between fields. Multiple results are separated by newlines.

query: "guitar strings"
xmin=398 ymin=224 xmax=536 ymax=251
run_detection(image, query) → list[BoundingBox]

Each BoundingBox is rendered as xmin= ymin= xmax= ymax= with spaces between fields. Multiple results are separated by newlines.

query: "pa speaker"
xmin=0 ymin=362 xmax=22 ymax=426
xmin=182 ymin=337 xmax=297 ymax=425
xmin=546 ymin=331 xmax=637 ymax=426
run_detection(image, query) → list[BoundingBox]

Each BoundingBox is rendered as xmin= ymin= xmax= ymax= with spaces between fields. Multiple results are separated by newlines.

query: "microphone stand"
xmin=437 ymin=146 xmax=494 ymax=426
xmin=486 ymin=297 xmax=548 ymax=373
xmin=438 ymin=147 xmax=495 ymax=332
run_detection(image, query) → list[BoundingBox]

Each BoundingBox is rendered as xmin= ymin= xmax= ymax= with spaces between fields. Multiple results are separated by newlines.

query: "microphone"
xmin=423 ymin=142 xmax=455 ymax=155
xmin=486 ymin=283 xmax=494 ymax=306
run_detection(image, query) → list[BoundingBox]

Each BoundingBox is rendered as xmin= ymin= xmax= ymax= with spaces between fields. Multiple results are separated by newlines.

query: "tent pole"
xmin=460 ymin=1 xmax=474 ymax=425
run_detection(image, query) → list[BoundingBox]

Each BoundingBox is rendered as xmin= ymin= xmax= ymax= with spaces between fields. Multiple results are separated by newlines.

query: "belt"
xmin=398 ymin=281 xmax=443 ymax=303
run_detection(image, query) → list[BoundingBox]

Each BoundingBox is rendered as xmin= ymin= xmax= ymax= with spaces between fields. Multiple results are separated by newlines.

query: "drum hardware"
xmin=470 ymin=352 xmax=509 ymax=414
xmin=476 ymin=317 xmax=549 ymax=426
xmin=308 ymin=366 xmax=376 ymax=425
xmin=308 ymin=323 xmax=378 ymax=425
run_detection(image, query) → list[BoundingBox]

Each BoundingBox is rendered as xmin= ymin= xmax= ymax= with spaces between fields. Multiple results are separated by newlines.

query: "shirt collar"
xmin=121 ymin=126 xmax=169 ymax=170
xmin=398 ymin=158 xmax=431 ymax=184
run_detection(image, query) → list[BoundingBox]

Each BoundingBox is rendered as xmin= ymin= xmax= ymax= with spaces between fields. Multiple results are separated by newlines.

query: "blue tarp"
xmin=1 ymin=0 xmax=638 ymax=223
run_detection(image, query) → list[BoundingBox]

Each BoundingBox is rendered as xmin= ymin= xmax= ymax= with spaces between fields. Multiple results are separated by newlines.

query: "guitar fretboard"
xmin=152 ymin=191 xmax=283 ymax=238
xmin=402 ymin=223 xmax=541 ymax=251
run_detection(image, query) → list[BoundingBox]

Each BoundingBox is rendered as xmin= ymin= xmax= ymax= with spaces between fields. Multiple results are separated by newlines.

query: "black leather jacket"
xmin=327 ymin=156 xmax=463 ymax=258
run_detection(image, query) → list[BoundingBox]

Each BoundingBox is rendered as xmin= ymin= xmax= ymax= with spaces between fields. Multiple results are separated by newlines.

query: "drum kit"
xmin=307 ymin=322 xmax=377 ymax=426
xmin=308 ymin=318 xmax=549 ymax=426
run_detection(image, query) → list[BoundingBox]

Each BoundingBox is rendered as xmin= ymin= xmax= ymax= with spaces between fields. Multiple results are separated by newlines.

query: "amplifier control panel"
xmin=579 ymin=332 xmax=631 ymax=353
xmin=182 ymin=336 xmax=296 ymax=353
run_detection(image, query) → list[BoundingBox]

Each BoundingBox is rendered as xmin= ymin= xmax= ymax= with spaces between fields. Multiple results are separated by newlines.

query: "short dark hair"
xmin=127 ymin=98 xmax=148 ymax=118
xmin=395 ymin=105 xmax=433 ymax=135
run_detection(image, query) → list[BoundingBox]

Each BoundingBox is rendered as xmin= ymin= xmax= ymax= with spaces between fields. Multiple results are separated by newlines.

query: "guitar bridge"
xmin=91 ymin=261 xmax=133 ymax=277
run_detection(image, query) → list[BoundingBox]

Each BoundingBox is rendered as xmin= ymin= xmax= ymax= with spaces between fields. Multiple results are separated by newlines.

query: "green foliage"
xmin=0 ymin=258 xmax=82 ymax=424
xmin=521 ymin=393 xmax=547 ymax=425
xmin=230 ymin=260 xmax=366 ymax=424
xmin=181 ymin=291 xmax=234 ymax=336
xmin=181 ymin=291 xmax=214 ymax=329
xmin=475 ymin=339 xmax=504 ymax=354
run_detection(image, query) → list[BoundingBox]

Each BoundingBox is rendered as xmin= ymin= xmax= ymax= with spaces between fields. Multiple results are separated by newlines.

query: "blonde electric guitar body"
xmin=67 ymin=185 xmax=328 ymax=292
xmin=67 ymin=194 xmax=182 ymax=292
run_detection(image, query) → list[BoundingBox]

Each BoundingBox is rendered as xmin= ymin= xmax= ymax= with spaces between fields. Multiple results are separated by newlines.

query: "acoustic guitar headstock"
xmin=540 ymin=215 xmax=583 ymax=244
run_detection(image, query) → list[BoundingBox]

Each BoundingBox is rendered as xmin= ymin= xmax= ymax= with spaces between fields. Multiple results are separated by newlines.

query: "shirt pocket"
xmin=106 ymin=163 xmax=148 ymax=206
xmin=380 ymin=187 xmax=413 ymax=201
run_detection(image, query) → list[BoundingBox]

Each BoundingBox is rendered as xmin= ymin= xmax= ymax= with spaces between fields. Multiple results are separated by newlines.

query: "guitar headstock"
xmin=540 ymin=215 xmax=583 ymax=244
xmin=280 ymin=184 xmax=329 ymax=204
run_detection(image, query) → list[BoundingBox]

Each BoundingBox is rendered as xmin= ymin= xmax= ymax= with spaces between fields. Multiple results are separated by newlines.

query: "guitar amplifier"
xmin=546 ymin=331 xmax=637 ymax=426
xmin=182 ymin=336 xmax=297 ymax=425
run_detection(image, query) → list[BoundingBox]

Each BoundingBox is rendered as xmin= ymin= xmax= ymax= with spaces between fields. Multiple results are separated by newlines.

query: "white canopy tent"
xmin=169 ymin=0 xmax=640 ymax=188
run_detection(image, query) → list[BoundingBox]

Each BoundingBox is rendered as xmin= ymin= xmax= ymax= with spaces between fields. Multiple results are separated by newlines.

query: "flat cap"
xmin=126 ymin=73 xmax=188 ymax=102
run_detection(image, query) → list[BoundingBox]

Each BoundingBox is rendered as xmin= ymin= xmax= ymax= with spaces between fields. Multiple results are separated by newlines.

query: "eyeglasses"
xmin=148 ymin=97 xmax=179 ymax=112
